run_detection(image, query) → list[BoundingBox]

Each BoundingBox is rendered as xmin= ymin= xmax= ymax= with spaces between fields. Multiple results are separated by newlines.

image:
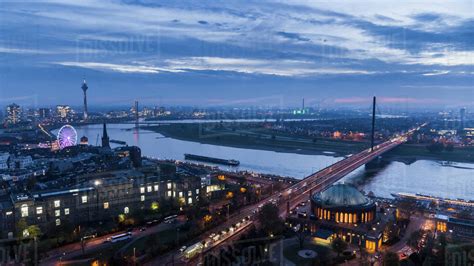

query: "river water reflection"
xmin=66 ymin=123 xmax=473 ymax=200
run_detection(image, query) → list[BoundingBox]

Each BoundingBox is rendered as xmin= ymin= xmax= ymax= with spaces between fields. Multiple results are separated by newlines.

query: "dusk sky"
xmin=0 ymin=0 xmax=473 ymax=108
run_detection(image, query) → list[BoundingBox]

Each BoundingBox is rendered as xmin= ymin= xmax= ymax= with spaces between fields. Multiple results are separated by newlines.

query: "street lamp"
xmin=93 ymin=180 xmax=101 ymax=222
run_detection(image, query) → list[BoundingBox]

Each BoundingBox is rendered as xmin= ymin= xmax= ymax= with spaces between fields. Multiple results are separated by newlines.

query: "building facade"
xmin=0 ymin=169 xmax=202 ymax=238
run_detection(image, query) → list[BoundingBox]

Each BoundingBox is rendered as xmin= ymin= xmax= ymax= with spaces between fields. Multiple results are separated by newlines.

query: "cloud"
xmin=55 ymin=62 xmax=184 ymax=74
xmin=56 ymin=57 xmax=377 ymax=76
xmin=0 ymin=47 xmax=55 ymax=54
xmin=276 ymin=31 xmax=310 ymax=42
xmin=422 ymin=70 xmax=450 ymax=76
xmin=0 ymin=0 xmax=473 ymax=106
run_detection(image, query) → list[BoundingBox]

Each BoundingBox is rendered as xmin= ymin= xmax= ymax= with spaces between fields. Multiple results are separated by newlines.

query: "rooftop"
xmin=313 ymin=183 xmax=371 ymax=207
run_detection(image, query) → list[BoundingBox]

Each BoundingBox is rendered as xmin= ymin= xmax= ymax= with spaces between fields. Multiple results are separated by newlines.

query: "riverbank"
xmin=143 ymin=123 xmax=364 ymax=157
xmin=145 ymin=123 xmax=474 ymax=163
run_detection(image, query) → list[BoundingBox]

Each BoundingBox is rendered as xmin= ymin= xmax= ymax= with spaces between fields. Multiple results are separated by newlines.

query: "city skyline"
xmin=1 ymin=2 xmax=473 ymax=265
xmin=0 ymin=0 xmax=473 ymax=107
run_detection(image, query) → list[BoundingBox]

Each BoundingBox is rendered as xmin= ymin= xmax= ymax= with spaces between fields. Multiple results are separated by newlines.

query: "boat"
xmin=110 ymin=139 xmax=127 ymax=145
xmin=184 ymin=154 xmax=240 ymax=166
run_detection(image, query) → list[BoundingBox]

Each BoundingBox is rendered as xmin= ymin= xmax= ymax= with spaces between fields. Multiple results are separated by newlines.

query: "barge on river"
xmin=184 ymin=154 xmax=240 ymax=166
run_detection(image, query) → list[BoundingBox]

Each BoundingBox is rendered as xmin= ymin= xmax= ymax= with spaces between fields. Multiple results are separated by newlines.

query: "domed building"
xmin=311 ymin=184 xmax=376 ymax=224
xmin=80 ymin=136 xmax=89 ymax=145
xmin=289 ymin=183 xmax=396 ymax=253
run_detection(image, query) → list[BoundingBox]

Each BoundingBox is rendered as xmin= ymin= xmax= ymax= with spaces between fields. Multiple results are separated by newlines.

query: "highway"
xmin=153 ymin=126 xmax=423 ymax=265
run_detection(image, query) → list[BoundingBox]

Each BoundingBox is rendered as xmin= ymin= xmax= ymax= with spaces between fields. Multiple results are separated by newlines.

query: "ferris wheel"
xmin=57 ymin=125 xmax=78 ymax=149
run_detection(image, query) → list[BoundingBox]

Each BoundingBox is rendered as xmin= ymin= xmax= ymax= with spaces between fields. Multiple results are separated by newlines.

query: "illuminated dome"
xmin=311 ymin=184 xmax=376 ymax=224
xmin=315 ymin=184 xmax=370 ymax=207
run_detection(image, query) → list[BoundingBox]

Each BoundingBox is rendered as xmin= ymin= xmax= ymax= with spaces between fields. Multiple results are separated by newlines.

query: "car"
xmin=140 ymin=227 xmax=146 ymax=232
xmin=82 ymin=234 xmax=97 ymax=240
xmin=179 ymin=246 xmax=187 ymax=253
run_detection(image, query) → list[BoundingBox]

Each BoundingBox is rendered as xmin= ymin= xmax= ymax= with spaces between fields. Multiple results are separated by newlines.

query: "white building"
xmin=8 ymin=156 xmax=33 ymax=169
xmin=0 ymin=153 xmax=9 ymax=169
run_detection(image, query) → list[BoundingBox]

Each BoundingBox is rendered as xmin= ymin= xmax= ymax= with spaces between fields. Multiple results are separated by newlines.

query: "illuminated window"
xmin=124 ymin=207 xmax=129 ymax=214
xmin=188 ymin=191 xmax=192 ymax=196
xmin=21 ymin=204 xmax=28 ymax=217
xmin=36 ymin=207 xmax=43 ymax=215
xmin=167 ymin=191 xmax=172 ymax=197
xmin=55 ymin=210 xmax=60 ymax=217
xmin=167 ymin=183 xmax=172 ymax=189
xmin=147 ymin=186 xmax=152 ymax=193
xmin=104 ymin=202 xmax=109 ymax=209
xmin=81 ymin=195 xmax=88 ymax=203
xmin=141 ymin=195 xmax=145 ymax=202
xmin=140 ymin=187 xmax=145 ymax=193
xmin=188 ymin=197 xmax=193 ymax=204
xmin=179 ymin=192 xmax=183 ymax=198
xmin=154 ymin=185 xmax=159 ymax=191
xmin=64 ymin=208 xmax=69 ymax=215
xmin=196 ymin=189 xmax=199 ymax=194
xmin=54 ymin=200 xmax=60 ymax=208
xmin=56 ymin=219 xmax=61 ymax=226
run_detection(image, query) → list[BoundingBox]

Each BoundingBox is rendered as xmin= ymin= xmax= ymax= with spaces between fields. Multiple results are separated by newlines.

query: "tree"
xmin=358 ymin=245 xmax=369 ymax=265
xmin=331 ymin=237 xmax=347 ymax=258
xmin=407 ymin=230 xmax=422 ymax=249
xmin=383 ymin=222 xmax=399 ymax=243
xmin=426 ymin=142 xmax=444 ymax=153
xmin=294 ymin=225 xmax=308 ymax=249
xmin=257 ymin=203 xmax=284 ymax=235
xmin=16 ymin=218 xmax=28 ymax=238
xmin=383 ymin=251 xmax=400 ymax=266
xmin=26 ymin=176 xmax=37 ymax=191
xmin=26 ymin=225 xmax=41 ymax=238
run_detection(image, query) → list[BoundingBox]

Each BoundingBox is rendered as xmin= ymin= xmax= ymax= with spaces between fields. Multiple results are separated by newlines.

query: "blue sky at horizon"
xmin=0 ymin=0 xmax=473 ymax=109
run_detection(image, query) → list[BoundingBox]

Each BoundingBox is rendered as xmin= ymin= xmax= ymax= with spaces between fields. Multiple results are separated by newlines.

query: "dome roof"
xmin=313 ymin=184 xmax=370 ymax=207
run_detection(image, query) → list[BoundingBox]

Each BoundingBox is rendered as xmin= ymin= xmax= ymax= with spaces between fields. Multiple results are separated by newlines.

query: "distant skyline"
xmin=0 ymin=0 xmax=473 ymax=108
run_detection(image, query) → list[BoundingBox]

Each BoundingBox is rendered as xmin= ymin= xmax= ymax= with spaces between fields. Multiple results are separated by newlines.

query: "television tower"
xmin=82 ymin=79 xmax=89 ymax=120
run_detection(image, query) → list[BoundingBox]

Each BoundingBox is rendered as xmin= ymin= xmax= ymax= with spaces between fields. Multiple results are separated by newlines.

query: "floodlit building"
xmin=6 ymin=103 xmax=21 ymax=125
xmin=56 ymin=105 xmax=72 ymax=120
xmin=0 ymin=168 xmax=202 ymax=238
xmin=290 ymin=184 xmax=393 ymax=253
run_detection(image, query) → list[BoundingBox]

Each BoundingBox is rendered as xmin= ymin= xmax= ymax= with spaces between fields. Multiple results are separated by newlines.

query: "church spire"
xmin=102 ymin=122 xmax=110 ymax=148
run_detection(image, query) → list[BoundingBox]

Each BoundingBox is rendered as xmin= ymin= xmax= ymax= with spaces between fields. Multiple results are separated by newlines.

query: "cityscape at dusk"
xmin=0 ymin=1 xmax=473 ymax=266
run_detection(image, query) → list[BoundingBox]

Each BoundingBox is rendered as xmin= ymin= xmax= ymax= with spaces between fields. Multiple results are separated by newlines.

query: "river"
xmin=58 ymin=123 xmax=474 ymax=200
